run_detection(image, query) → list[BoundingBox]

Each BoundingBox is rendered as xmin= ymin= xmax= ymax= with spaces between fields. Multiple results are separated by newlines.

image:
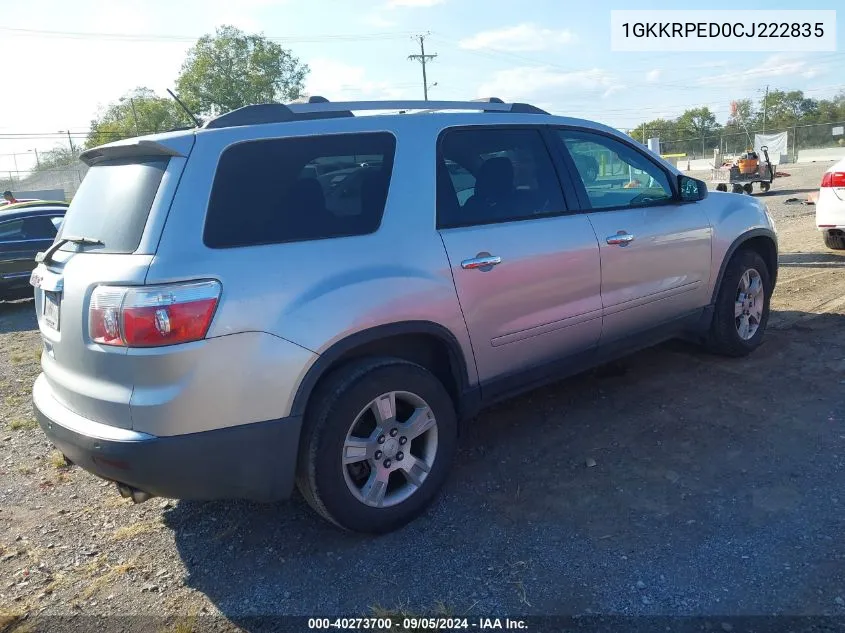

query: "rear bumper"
xmin=33 ymin=374 xmax=302 ymax=502
xmin=815 ymin=192 xmax=845 ymax=228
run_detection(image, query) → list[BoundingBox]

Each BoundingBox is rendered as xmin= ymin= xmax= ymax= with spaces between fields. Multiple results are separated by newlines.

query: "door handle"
xmin=606 ymin=231 xmax=635 ymax=246
xmin=461 ymin=255 xmax=502 ymax=270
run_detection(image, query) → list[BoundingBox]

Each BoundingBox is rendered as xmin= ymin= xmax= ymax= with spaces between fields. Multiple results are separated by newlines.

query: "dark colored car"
xmin=0 ymin=201 xmax=68 ymax=300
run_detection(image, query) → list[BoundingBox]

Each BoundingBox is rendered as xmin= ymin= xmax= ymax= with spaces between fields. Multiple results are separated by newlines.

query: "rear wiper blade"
xmin=36 ymin=236 xmax=105 ymax=264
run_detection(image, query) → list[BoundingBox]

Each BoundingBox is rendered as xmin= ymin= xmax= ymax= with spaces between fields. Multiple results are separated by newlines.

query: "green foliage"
xmin=176 ymin=25 xmax=309 ymax=116
xmin=85 ymin=87 xmax=186 ymax=149
xmin=676 ymin=107 xmax=721 ymax=154
xmin=633 ymin=118 xmax=678 ymax=142
xmin=728 ymin=98 xmax=756 ymax=129
xmin=635 ymin=90 xmax=845 ymax=157
xmin=32 ymin=146 xmax=78 ymax=172
xmin=762 ymin=89 xmax=816 ymax=128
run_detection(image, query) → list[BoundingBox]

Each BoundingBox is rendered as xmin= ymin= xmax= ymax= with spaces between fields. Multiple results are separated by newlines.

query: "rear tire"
xmin=743 ymin=183 xmax=753 ymax=194
xmin=296 ymin=357 xmax=457 ymax=534
xmin=732 ymin=184 xmax=744 ymax=194
xmin=823 ymin=231 xmax=845 ymax=250
xmin=705 ymin=249 xmax=771 ymax=357
xmin=716 ymin=183 xmax=728 ymax=192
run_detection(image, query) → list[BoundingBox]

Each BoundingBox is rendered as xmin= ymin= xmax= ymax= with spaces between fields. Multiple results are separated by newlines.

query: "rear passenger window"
xmin=204 ymin=133 xmax=396 ymax=248
xmin=0 ymin=220 xmax=24 ymax=242
xmin=437 ymin=128 xmax=566 ymax=229
xmin=22 ymin=216 xmax=59 ymax=240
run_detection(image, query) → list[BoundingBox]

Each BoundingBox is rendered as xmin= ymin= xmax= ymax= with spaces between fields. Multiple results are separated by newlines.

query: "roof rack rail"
xmin=203 ymin=96 xmax=549 ymax=130
xmin=290 ymin=95 xmax=331 ymax=104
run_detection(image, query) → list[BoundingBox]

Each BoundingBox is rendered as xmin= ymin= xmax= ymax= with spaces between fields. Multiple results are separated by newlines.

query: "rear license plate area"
xmin=43 ymin=291 xmax=61 ymax=331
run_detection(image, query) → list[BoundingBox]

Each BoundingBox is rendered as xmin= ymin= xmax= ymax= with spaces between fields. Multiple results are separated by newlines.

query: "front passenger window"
xmin=558 ymin=130 xmax=673 ymax=210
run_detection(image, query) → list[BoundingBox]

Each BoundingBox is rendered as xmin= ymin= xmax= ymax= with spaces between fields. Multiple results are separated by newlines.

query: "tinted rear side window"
xmin=204 ymin=132 xmax=396 ymax=248
xmin=22 ymin=216 xmax=60 ymax=239
xmin=58 ymin=157 xmax=168 ymax=254
xmin=437 ymin=128 xmax=566 ymax=229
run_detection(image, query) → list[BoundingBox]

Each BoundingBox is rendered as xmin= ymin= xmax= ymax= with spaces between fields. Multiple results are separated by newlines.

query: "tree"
xmin=639 ymin=118 xmax=678 ymax=141
xmin=762 ymin=90 xmax=816 ymax=129
xmin=32 ymin=146 xmax=78 ymax=172
xmin=728 ymin=99 xmax=756 ymax=130
xmin=677 ymin=107 xmax=721 ymax=156
xmin=85 ymin=87 xmax=186 ymax=149
xmin=723 ymin=99 xmax=757 ymax=152
xmin=815 ymin=96 xmax=845 ymax=124
xmin=176 ymin=25 xmax=309 ymax=116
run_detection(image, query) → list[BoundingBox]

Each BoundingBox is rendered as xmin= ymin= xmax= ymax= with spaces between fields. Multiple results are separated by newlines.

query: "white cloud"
xmin=697 ymin=54 xmax=825 ymax=87
xmin=602 ymin=85 xmax=625 ymax=99
xmin=386 ymin=0 xmax=444 ymax=7
xmin=459 ymin=23 xmax=576 ymax=52
xmin=361 ymin=11 xmax=399 ymax=28
xmin=306 ymin=58 xmax=411 ymax=102
xmin=476 ymin=66 xmax=622 ymax=105
xmin=645 ymin=69 xmax=661 ymax=83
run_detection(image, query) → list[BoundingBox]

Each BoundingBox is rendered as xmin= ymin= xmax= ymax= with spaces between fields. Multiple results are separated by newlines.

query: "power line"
xmin=408 ymin=33 xmax=437 ymax=101
xmin=0 ymin=26 xmax=415 ymax=43
xmin=431 ymin=35 xmax=845 ymax=92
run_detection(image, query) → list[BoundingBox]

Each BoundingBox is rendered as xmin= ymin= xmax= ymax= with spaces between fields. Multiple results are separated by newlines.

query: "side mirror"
xmin=679 ymin=175 xmax=707 ymax=202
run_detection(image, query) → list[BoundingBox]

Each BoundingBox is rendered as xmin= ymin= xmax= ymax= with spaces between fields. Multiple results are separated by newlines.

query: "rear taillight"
xmin=89 ymin=280 xmax=221 ymax=347
xmin=821 ymin=172 xmax=845 ymax=187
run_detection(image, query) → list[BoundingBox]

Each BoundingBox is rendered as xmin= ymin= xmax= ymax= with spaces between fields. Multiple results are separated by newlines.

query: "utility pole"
xmin=408 ymin=33 xmax=437 ymax=101
xmin=59 ymin=130 xmax=75 ymax=157
xmin=33 ymin=149 xmax=40 ymax=168
xmin=762 ymin=85 xmax=769 ymax=134
xmin=129 ymin=98 xmax=140 ymax=136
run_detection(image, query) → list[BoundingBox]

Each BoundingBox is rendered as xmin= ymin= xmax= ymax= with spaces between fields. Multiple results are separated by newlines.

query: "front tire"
xmin=823 ymin=231 xmax=845 ymax=250
xmin=705 ymin=249 xmax=771 ymax=357
xmin=296 ymin=358 xmax=458 ymax=534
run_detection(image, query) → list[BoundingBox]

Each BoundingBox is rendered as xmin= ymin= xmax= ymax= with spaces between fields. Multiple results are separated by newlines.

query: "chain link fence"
xmin=0 ymin=163 xmax=88 ymax=200
xmin=638 ymin=120 xmax=845 ymax=161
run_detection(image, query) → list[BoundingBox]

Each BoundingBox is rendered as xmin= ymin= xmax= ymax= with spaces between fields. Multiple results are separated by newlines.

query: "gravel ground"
xmin=2 ymin=162 xmax=845 ymax=631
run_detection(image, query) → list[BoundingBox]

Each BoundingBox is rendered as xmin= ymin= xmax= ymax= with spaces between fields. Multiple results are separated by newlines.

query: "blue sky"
xmin=0 ymin=0 xmax=842 ymax=174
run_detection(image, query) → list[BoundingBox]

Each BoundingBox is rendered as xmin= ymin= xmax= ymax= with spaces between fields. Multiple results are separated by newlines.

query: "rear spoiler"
xmin=79 ymin=139 xmax=188 ymax=167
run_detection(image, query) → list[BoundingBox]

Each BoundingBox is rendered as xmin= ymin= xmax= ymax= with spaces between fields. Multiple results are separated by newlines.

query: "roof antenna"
xmin=167 ymin=89 xmax=202 ymax=128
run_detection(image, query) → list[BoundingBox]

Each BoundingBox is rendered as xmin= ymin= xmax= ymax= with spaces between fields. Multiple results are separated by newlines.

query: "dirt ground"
xmin=1 ymin=161 xmax=844 ymax=631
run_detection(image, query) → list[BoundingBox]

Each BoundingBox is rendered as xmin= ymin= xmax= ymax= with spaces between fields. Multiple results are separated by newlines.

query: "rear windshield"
xmin=58 ymin=157 xmax=168 ymax=254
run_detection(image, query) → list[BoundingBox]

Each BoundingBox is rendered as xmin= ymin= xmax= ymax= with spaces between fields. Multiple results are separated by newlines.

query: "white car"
xmin=816 ymin=157 xmax=845 ymax=250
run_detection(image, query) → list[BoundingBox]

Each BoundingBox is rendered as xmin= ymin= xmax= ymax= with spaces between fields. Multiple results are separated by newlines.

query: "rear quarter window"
xmin=204 ymin=132 xmax=396 ymax=248
xmin=58 ymin=157 xmax=168 ymax=254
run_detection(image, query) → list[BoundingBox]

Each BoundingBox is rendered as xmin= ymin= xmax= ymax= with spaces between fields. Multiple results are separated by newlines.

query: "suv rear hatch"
xmin=32 ymin=134 xmax=195 ymax=430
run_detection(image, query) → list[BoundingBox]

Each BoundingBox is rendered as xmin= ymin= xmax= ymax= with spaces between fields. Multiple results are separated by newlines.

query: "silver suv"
xmin=30 ymin=98 xmax=777 ymax=533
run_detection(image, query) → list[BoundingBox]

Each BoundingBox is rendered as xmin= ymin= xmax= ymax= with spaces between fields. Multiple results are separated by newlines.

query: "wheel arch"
xmin=710 ymin=228 xmax=778 ymax=304
xmin=290 ymin=321 xmax=478 ymax=421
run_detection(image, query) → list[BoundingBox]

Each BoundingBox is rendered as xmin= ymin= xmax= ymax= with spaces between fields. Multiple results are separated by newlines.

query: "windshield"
xmin=58 ymin=157 xmax=169 ymax=254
